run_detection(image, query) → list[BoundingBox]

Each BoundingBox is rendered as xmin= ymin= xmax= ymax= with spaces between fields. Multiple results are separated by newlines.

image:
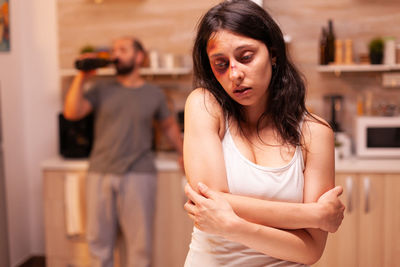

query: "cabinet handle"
xmin=363 ymin=177 xmax=371 ymax=214
xmin=345 ymin=176 xmax=353 ymax=213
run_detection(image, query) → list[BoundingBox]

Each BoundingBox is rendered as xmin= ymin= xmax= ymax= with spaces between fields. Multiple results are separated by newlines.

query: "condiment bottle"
xmin=335 ymin=39 xmax=343 ymax=64
xmin=384 ymin=36 xmax=396 ymax=65
xmin=344 ymin=39 xmax=354 ymax=65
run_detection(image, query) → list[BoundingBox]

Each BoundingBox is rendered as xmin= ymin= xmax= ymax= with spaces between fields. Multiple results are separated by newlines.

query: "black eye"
xmin=213 ymin=59 xmax=228 ymax=71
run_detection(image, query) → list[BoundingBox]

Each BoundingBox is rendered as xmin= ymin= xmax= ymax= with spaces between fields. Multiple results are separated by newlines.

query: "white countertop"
xmin=335 ymin=157 xmax=400 ymax=173
xmin=41 ymin=152 xmax=180 ymax=172
xmin=42 ymin=153 xmax=400 ymax=174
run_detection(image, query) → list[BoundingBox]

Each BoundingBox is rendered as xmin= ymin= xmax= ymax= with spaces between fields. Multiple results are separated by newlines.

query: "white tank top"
xmin=184 ymin=122 xmax=307 ymax=267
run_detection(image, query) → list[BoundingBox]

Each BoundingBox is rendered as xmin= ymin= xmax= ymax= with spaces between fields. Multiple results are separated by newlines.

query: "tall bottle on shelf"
xmin=325 ymin=19 xmax=336 ymax=64
xmin=319 ymin=27 xmax=327 ymax=65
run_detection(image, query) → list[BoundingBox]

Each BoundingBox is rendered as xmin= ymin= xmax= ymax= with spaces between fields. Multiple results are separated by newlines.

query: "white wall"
xmin=0 ymin=0 xmax=30 ymax=264
xmin=0 ymin=0 xmax=59 ymax=265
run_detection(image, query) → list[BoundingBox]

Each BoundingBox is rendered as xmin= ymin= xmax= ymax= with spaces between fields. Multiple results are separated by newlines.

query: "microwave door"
xmin=367 ymin=127 xmax=400 ymax=148
xmin=356 ymin=116 xmax=400 ymax=158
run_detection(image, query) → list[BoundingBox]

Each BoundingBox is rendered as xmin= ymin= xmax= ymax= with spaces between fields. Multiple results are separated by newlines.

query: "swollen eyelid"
xmin=214 ymin=61 xmax=228 ymax=68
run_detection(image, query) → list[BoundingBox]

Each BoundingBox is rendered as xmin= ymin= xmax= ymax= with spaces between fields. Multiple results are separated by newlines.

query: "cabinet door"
xmin=314 ymin=174 xmax=359 ymax=267
xmin=43 ymin=170 xmax=91 ymax=266
xmin=358 ymin=174 xmax=385 ymax=267
xmin=383 ymin=174 xmax=400 ymax=266
xmin=153 ymin=171 xmax=193 ymax=267
xmin=315 ymin=173 xmax=400 ymax=267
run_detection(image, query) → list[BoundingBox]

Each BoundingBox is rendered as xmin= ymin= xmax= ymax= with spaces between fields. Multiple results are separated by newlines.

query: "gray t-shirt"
xmin=84 ymin=80 xmax=170 ymax=174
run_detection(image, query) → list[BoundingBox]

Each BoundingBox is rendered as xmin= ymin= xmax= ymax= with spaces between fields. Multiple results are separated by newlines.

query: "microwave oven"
xmin=356 ymin=116 xmax=400 ymax=158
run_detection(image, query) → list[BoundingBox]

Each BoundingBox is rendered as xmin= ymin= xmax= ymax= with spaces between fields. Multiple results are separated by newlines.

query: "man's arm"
xmin=63 ymin=71 xmax=93 ymax=120
xmin=160 ymin=115 xmax=184 ymax=168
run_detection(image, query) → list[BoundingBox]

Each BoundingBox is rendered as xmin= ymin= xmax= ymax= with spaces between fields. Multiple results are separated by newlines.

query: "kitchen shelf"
xmin=60 ymin=67 xmax=192 ymax=77
xmin=317 ymin=64 xmax=400 ymax=73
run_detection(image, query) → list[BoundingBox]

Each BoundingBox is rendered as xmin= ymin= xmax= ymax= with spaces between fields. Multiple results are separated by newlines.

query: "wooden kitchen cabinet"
xmin=43 ymin=168 xmax=193 ymax=267
xmin=43 ymin=170 xmax=91 ymax=267
xmin=153 ymin=171 xmax=193 ymax=267
xmin=313 ymin=173 xmax=400 ymax=267
xmin=382 ymin=174 xmax=400 ymax=267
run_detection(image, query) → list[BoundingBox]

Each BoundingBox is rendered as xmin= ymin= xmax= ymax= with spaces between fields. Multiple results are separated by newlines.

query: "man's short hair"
xmin=132 ymin=38 xmax=145 ymax=54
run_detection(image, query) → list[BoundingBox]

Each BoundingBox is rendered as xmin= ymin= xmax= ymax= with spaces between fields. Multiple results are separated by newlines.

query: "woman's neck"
xmin=243 ymin=102 xmax=268 ymax=128
xmin=242 ymin=89 xmax=269 ymax=126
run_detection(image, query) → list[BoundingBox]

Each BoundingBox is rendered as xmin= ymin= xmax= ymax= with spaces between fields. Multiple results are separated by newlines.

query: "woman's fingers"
xmin=184 ymin=200 xmax=197 ymax=215
xmin=187 ymin=213 xmax=196 ymax=223
xmin=185 ymin=183 xmax=206 ymax=205
xmin=197 ymin=182 xmax=218 ymax=200
xmin=316 ymin=185 xmax=346 ymax=232
xmin=184 ymin=200 xmax=204 ymax=229
xmin=332 ymin=185 xmax=343 ymax=197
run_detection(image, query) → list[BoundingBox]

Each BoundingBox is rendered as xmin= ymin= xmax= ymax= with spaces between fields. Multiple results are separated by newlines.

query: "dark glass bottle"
xmin=325 ymin=19 xmax=336 ymax=64
xmin=74 ymin=58 xmax=114 ymax=71
xmin=319 ymin=27 xmax=327 ymax=65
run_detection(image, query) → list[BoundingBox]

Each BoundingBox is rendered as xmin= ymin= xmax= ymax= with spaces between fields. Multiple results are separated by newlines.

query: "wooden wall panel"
xmin=58 ymin=0 xmax=400 ymax=131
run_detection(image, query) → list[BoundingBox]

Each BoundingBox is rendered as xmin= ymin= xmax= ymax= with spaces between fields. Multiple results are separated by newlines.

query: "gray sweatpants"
xmin=86 ymin=172 xmax=157 ymax=267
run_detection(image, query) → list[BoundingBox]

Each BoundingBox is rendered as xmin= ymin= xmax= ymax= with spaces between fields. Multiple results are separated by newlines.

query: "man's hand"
xmin=317 ymin=186 xmax=345 ymax=233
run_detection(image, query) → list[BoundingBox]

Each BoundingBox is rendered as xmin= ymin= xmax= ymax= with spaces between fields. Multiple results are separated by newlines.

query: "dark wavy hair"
xmin=192 ymin=0 xmax=314 ymax=147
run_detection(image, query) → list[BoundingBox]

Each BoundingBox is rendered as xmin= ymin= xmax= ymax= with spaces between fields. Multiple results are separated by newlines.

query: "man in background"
xmin=63 ymin=37 xmax=183 ymax=267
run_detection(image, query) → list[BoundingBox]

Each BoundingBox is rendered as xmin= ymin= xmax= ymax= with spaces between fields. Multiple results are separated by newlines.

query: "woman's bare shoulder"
xmin=185 ymin=88 xmax=224 ymax=120
xmin=186 ymin=88 xmax=222 ymax=113
xmin=302 ymin=113 xmax=334 ymax=147
xmin=185 ymin=88 xmax=225 ymax=135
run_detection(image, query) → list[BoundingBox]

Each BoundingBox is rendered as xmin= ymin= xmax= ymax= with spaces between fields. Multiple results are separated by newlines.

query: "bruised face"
xmin=111 ymin=38 xmax=141 ymax=75
xmin=207 ymin=30 xmax=273 ymax=108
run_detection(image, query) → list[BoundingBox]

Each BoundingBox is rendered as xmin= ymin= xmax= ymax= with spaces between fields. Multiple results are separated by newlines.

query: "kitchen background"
xmin=0 ymin=0 xmax=400 ymax=266
xmin=58 ymin=0 xmax=400 ymax=133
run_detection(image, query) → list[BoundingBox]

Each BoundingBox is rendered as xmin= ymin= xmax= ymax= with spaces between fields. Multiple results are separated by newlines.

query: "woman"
xmin=183 ymin=0 xmax=345 ymax=266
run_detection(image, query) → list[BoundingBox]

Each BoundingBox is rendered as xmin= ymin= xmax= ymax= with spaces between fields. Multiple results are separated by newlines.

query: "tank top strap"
xmin=224 ymin=115 xmax=230 ymax=131
xmin=297 ymin=114 xmax=306 ymax=171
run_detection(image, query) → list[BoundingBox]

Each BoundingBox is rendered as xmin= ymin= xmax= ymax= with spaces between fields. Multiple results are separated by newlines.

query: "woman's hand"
xmin=316 ymin=186 xmax=345 ymax=233
xmin=184 ymin=182 xmax=241 ymax=237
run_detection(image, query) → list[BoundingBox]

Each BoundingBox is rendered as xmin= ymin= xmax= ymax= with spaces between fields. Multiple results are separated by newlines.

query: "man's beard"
xmin=115 ymin=60 xmax=135 ymax=76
